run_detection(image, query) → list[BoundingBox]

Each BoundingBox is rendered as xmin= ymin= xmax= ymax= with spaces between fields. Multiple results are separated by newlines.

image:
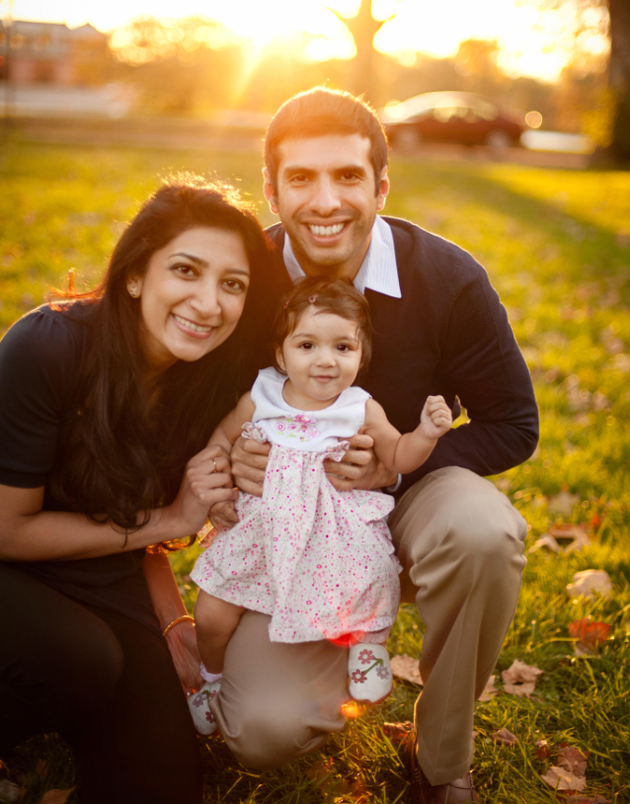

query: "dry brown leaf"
xmin=382 ymin=721 xmax=414 ymax=744
xmin=501 ymin=660 xmax=543 ymax=697
xmin=491 ymin=728 xmax=519 ymax=746
xmin=566 ymin=570 xmax=612 ymax=600
xmin=541 ymin=766 xmax=587 ymax=792
xmin=478 ymin=674 xmax=499 ymax=702
xmin=568 ymin=619 xmax=612 ymax=655
xmin=535 ymin=739 xmax=551 ymax=760
xmin=391 ymin=654 xmax=423 ymax=685
xmin=40 ymin=789 xmax=76 ymax=804
xmin=549 ymin=488 xmax=580 ymax=515
xmin=306 ymin=757 xmax=366 ymax=801
xmin=528 ymin=534 xmax=561 ymax=554
xmin=558 ymin=745 xmax=590 ymax=777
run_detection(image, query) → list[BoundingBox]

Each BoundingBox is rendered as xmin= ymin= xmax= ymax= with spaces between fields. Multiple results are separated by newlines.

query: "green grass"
xmin=1 ymin=136 xmax=630 ymax=803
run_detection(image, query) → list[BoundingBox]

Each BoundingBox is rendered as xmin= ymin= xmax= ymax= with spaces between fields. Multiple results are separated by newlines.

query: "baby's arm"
xmin=207 ymin=392 xmax=257 ymax=526
xmin=363 ymin=396 xmax=452 ymax=475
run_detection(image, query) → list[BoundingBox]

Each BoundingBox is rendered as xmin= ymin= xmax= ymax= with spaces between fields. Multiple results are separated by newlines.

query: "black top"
xmin=0 ymin=303 xmax=159 ymax=631
xmin=267 ymin=216 xmax=539 ymax=496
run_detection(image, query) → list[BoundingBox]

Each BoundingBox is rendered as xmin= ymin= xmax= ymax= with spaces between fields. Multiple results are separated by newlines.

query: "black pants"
xmin=0 ymin=563 xmax=203 ymax=804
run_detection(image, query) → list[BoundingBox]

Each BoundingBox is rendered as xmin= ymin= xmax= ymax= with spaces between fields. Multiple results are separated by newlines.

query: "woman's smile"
xmin=130 ymin=226 xmax=250 ymax=374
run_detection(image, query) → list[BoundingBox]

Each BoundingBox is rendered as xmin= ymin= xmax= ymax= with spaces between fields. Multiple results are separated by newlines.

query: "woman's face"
xmin=130 ymin=226 xmax=250 ymax=375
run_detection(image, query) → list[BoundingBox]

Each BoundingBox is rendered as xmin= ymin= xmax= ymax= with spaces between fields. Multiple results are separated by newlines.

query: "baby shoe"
xmin=348 ymin=644 xmax=392 ymax=704
xmin=188 ymin=680 xmax=221 ymax=735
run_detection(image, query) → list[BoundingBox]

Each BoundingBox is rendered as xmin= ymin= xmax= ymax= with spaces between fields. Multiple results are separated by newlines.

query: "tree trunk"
xmin=344 ymin=0 xmax=382 ymax=101
xmin=608 ymin=0 xmax=630 ymax=161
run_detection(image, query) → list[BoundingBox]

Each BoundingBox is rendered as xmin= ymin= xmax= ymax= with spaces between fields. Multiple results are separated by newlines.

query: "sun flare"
xmin=8 ymin=0 xmax=610 ymax=81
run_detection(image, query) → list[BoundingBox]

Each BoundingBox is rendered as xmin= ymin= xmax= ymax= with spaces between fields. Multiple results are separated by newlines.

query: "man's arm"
xmin=395 ymin=273 xmax=538 ymax=496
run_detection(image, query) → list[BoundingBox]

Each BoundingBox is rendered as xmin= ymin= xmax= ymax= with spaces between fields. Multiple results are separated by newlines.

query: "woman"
xmin=0 ymin=176 xmax=288 ymax=803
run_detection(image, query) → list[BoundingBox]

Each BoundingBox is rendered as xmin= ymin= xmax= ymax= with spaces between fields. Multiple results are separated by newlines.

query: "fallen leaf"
xmin=558 ymin=745 xmax=590 ymax=776
xmin=568 ymin=619 xmax=612 ymax=655
xmin=306 ymin=757 xmax=366 ymax=801
xmin=391 ymin=654 xmax=423 ymax=685
xmin=382 ymin=721 xmax=414 ymax=744
xmin=40 ymin=789 xmax=76 ymax=804
xmin=528 ymin=533 xmax=561 ymax=553
xmin=491 ymin=728 xmax=519 ymax=745
xmin=541 ymin=766 xmax=587 ymax=792
xmin=501 ymin=660 xmax=543 ymax=697
xmin=549 ymin=487 xmax=580 ymax=514
xmin=546 ymin=524 xmax=592 ymax=554
xmin=478 ymin=674 xmax=499 ymax=702
xmin=535 ymin=739 xmax=551 ymax=760
xmin=566 ymin=570 xmax=612 ymax=600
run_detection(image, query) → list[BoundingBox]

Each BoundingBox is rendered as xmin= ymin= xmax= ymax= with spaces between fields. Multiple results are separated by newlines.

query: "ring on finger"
xmin=211 ymin=458 xmax=217 ymax=474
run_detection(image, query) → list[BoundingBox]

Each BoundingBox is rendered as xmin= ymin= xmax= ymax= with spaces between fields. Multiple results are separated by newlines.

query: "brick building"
xmin=0 ymin=20 xmax=106 ymax=85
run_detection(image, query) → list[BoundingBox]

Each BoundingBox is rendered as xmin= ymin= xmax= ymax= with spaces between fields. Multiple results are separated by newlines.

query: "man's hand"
xmin=231 ymin=435 xmax=270 ymax=498
xmin=323 ymin=432 xmax=398 ymax=492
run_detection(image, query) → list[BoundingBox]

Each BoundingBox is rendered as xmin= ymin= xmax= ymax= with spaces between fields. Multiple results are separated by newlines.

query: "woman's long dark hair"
xmin=50 ymin=175 xmax=286 ymax=532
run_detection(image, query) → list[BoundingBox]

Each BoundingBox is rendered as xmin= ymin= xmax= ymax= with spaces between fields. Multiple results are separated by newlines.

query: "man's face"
xmin=264 ymin=134 xmax=389 ymax=282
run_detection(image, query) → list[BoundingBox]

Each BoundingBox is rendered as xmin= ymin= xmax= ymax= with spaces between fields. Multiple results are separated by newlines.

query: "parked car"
xmin=381 ymin=91 xmax=524 ymax=149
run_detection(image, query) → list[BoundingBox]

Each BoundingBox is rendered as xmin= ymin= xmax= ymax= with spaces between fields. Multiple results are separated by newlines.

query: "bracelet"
xmin=162 ymin=614 xmax=194 ymax=637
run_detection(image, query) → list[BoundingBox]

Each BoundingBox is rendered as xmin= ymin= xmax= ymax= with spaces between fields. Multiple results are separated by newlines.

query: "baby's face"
xmin=277 ymin=308 xmax=363 ymax=411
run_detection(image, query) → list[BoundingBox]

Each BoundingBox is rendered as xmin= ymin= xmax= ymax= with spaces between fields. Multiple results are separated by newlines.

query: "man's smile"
xmin=307 ymin=223 xmax=345 ymax=237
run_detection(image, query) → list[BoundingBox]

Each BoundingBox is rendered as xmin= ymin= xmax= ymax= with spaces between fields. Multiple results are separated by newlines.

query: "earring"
xmin=128 ymin=285 xmax=140 ymax=298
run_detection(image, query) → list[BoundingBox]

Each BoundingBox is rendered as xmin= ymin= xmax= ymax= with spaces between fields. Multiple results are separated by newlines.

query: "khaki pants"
xmin=211 ymin=467 xmax=527 ymax=785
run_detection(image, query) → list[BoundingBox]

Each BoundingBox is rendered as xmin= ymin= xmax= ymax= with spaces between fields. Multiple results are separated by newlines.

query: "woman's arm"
xmin=143 ymin=550 xmax=201 ymax=693
xmin=363 ymin=396 xmax=452 ymax=475
xmin=0 ymin=445 xmax=236 ymax=562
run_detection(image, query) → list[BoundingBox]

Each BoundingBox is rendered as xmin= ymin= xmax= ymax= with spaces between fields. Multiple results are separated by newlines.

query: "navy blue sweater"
xmin=267 ymin=216 xmax=539 ymax=496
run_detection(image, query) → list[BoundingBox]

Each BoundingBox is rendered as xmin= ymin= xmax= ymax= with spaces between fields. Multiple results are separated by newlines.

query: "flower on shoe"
xmin=376 ymin=665 xmax=390 ymax=679
xmin=193 ymin=695 xmax=204 ymax=708
xmin=205 ymin=711 xmax=215 ymax=724
xmin=351 ymin=669 xmax=367 ymax=684
xmin=358 ymin=649 xmax=374 ymax=665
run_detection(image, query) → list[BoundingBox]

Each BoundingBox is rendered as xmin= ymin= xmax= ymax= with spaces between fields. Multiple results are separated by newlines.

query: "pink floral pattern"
xmin=192 ymin=442 xmax=400 ymax=644
xmin=276 ymin=413 xmax=320 ymax=442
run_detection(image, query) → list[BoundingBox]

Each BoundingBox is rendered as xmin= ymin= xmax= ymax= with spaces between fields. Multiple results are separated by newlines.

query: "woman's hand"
xmin=164 ymin=619 xmax=203 ymax=694
xmin=165 ymin=445 xmax=237 ymax=538
xmin=209 ymin=499 xmax=239 ymax=529
xmin=323 ymin=432 xmax=398 ymax=492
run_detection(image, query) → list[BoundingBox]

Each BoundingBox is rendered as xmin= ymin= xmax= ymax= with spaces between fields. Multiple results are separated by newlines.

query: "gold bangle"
xmin=162 ymin=614 xmax=194 ymax=637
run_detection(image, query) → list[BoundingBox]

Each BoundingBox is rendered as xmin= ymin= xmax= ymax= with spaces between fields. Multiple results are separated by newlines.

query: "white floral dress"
xmin=192 ymin=367 xmax=401 ymax=644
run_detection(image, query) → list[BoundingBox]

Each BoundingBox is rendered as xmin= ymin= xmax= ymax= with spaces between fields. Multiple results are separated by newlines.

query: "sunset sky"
xmin=4 ymin=0 xmax=609 ymax=82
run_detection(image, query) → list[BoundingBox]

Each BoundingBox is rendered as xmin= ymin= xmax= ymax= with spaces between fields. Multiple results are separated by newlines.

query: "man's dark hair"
xmin=264 ymin=87 xmax=388 ymax=195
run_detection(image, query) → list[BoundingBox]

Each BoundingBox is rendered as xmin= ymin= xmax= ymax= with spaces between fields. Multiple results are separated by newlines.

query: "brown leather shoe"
xmin=405 ymin=730 xmax=480 ymax=803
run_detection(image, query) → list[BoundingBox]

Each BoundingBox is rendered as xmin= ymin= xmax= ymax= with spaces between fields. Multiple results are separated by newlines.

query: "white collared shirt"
xmin=282 ymin=215 xmax=401 ymax=299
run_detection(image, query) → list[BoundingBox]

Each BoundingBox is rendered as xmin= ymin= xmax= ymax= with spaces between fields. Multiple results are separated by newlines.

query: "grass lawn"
xmin=1 ymin=137 xmax=629 ymax=803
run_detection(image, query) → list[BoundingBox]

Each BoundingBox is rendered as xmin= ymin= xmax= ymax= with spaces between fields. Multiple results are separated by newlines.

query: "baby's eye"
xmin=299 ymin=342 xmax=314 ymax=350
xmin=337 ymin=344 xmax=350 ymax=352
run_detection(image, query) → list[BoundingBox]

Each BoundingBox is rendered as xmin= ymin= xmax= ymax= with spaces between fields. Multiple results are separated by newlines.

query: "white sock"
xmin=200 ymin=663 xmax=223 ymax=684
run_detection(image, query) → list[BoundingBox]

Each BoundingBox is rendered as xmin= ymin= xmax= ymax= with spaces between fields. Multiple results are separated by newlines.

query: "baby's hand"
xmin=209 ymin=499 xmax=239 ymax=530
xmin=420 ymin=395 xmax=453 ymax=439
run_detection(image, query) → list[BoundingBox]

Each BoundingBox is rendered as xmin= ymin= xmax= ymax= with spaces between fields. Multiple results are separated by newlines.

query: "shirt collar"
xmin=282 ymin=216 xmax=401 ymax=299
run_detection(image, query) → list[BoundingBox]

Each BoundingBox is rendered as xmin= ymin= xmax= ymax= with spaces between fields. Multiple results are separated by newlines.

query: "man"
xmin=211 ymin=88 xmax=538 ymax=804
